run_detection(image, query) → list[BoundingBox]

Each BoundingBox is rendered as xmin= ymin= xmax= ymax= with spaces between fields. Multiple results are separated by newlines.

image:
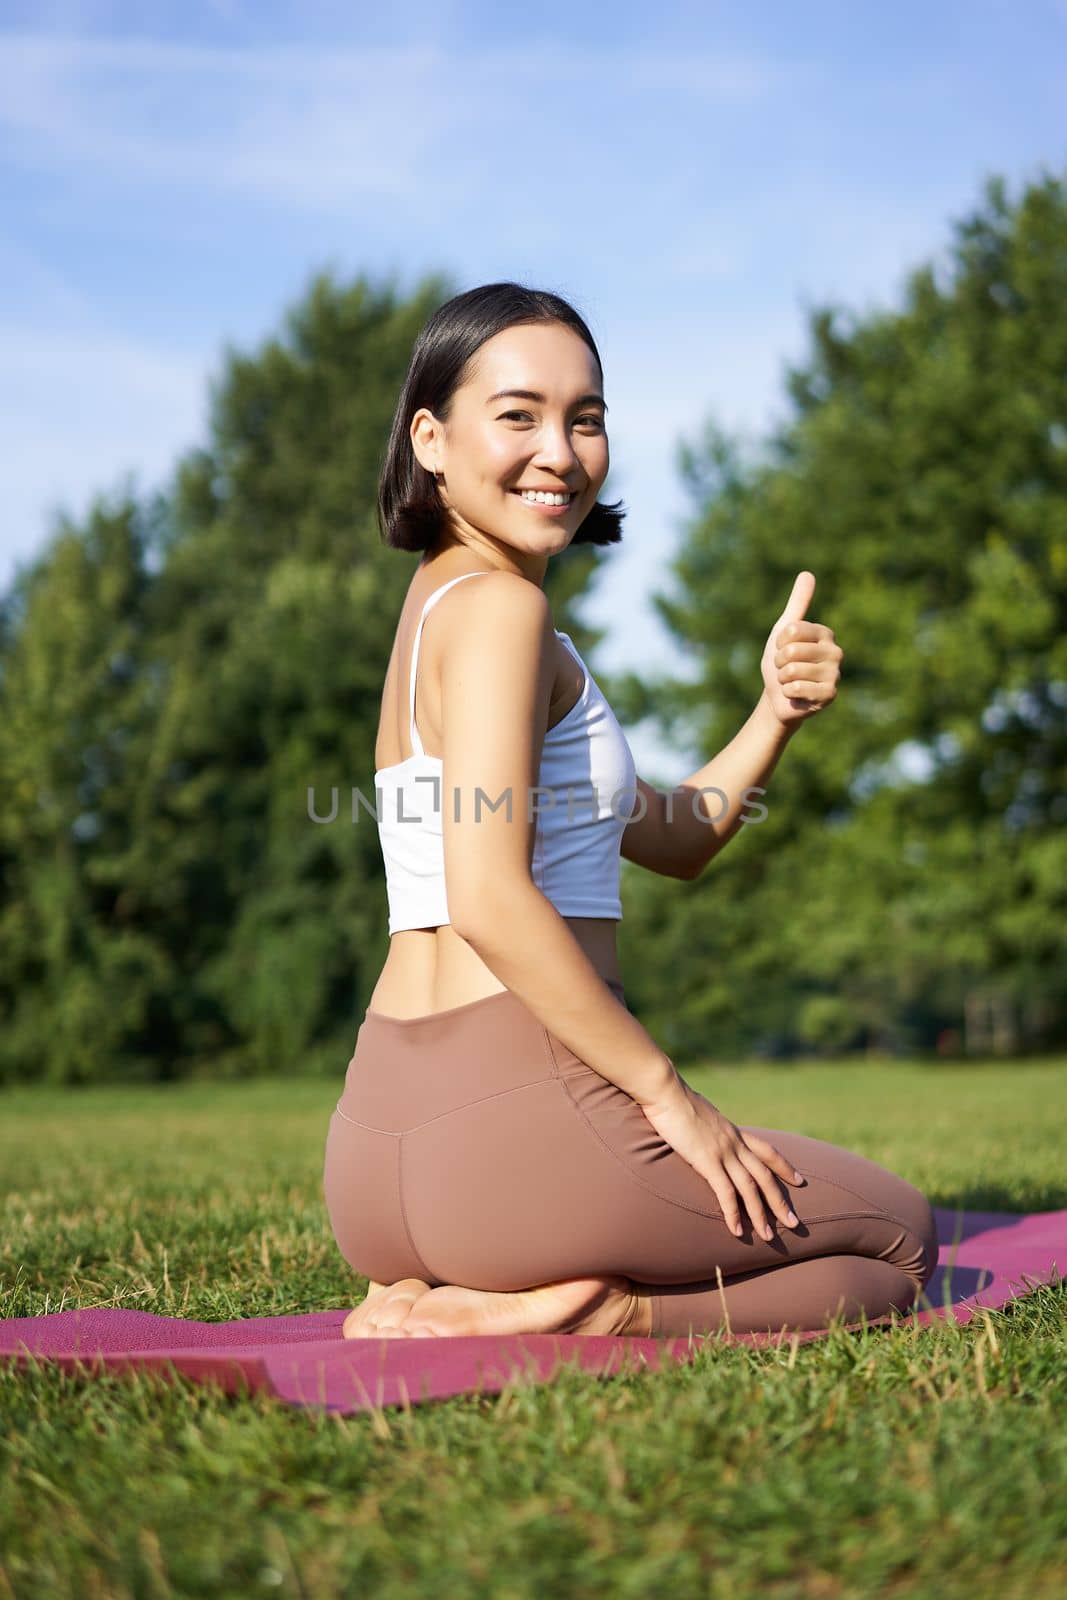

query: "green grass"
xmin=1 ymin=1060 xmax=1065 ymax=1600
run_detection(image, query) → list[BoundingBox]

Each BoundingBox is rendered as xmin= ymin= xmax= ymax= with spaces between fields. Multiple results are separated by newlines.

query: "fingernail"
xmin=794 ymin=1172 xmax=805 ymax=1184
xmin=787 ymin=1210 xmax=800 ymax=1226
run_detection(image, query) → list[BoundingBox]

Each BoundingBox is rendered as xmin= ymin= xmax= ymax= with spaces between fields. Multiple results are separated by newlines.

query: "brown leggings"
xmin=323 ymin=982 xmax=939 ymax=1338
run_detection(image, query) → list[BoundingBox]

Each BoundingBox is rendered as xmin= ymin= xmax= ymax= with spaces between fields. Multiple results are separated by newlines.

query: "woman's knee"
xmin=748 ymin=1126 xmax=939 ymax=1289
xmin=888 ymin=1178 xmax=939 ymax=1289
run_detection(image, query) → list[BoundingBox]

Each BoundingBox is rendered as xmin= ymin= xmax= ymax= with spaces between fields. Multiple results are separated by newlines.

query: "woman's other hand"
xmin=639 ymin=1079 xmax=805 ymax=1241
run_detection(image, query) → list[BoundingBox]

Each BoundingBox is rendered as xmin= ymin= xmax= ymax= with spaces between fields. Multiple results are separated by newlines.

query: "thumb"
xmin=780 ymin=570 xmax=816 ymax=624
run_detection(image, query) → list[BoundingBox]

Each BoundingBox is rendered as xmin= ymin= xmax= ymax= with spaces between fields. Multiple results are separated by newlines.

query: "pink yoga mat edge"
xmin=1 ymin=1205 xmax=1062 ymax=1416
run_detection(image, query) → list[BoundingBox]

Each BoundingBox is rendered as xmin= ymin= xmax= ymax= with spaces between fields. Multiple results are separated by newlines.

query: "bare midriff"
xmin=365 ymin=916 xmax=620 ymax=1022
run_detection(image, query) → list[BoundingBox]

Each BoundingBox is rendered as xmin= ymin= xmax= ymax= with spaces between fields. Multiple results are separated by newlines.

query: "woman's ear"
xmin=410 ymin=408 xmax=441 ymax=476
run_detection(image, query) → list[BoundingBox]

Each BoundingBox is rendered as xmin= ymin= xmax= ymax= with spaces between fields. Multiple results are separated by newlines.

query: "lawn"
xmin=1 ymin=1058 xmax=1065 ymax=1600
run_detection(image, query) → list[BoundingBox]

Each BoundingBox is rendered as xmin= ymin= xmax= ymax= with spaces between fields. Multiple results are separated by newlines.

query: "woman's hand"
xmin=639 ymin=1078 xmax=805 ymax=1240
xmin=760 ymin=570 xmax=843 ymax=727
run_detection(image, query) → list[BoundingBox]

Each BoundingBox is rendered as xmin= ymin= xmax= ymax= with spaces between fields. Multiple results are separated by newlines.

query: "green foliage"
xmin=616 ymin=169 xmax=1067 ymax=1059
xmin=0 ymin=269 xmax=615 ymax=1082
xmin=3 ymin=172 xmax=1066 ymax=1078
xmin=1 ymin=273 xmax=449 ymax=1082
xmin=0 ymin=494 xmax=170 ymax=1083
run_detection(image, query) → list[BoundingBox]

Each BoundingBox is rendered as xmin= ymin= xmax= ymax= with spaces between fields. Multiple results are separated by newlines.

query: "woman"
xmin=324 ymin=282 xmax=938 ymax=1341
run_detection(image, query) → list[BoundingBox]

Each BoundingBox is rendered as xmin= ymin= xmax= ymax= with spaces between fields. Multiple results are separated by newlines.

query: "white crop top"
xmin=373 ymin=572 xmax=638 ymax=934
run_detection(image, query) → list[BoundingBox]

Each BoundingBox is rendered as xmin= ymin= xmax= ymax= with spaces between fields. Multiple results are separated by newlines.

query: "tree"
xmin=0 ymin=269 xmax=616 ymax=1080
xmin=0 ymin=490 xmax=168 ymax=1082
xmin=615 ymin=168 xmax=1067 ymax=1058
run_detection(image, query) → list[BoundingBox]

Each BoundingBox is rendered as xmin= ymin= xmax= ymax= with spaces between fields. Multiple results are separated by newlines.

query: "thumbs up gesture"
xmin=759 ymin=572 xmax=843 ymax=727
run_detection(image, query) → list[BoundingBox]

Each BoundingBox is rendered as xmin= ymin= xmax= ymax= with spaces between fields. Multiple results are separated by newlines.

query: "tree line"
xmin=1 ymin=170 xmax=1063 ymax=1083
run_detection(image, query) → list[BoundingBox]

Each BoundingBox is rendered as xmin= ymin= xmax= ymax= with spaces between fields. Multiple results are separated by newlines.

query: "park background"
xmin=1 ymin=0 xmax=1064 ymax=1084
xmin=3 ymin=9 xmax=1067 ymax=1600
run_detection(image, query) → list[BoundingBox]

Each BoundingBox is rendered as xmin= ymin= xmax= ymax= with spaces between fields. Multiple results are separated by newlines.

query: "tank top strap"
xmin=408 ymin=571 xmax=492 ymax=757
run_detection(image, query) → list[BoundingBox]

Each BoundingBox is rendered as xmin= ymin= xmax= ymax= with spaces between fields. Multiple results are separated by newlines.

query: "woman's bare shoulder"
xmin=428 ymin=568 xmax=552 ymax=647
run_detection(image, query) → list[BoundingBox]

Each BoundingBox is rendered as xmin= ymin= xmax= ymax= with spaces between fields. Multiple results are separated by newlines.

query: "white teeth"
xmin=519 ymin=490 xmax=572 ymax=505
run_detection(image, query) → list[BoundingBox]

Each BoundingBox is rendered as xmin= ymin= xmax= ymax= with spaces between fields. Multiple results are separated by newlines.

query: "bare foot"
xmin=343 ymin=1273 xmax=655 ymax=1340
xmin=342 ymin=1278 xmax=429 ymax=1339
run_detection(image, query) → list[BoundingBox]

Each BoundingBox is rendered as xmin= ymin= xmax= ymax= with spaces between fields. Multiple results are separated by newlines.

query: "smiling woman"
xmin=377 ymin=285 xmax=622 ymax=556
xmin=322 ymin=281 xmax=938 ymax=1343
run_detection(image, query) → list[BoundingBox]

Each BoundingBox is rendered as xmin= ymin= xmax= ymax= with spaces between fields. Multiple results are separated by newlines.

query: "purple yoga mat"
xmin=1 ymin=1206 xmax=1062 ymax=1416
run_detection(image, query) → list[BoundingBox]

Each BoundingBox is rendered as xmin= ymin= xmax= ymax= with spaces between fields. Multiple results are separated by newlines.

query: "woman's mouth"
xmin=509 ymin=489 xmax=576 ymax=516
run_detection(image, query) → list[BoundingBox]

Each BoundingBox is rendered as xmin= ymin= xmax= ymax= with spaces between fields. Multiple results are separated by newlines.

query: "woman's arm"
xmin=620 ymin=694 xmax=798 ymax=881
xmin=437 ymin=572 xmax=680 ymax=1107
xmin=621 ymin=571 xmax=841 ymax=881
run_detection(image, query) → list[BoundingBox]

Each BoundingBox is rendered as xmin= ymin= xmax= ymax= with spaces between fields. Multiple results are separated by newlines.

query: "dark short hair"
xmin=378 ymin=282 xmax=625 ymax=550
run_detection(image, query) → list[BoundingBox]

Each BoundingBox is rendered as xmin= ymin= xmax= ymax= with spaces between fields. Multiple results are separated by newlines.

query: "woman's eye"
xmin=500 ymin=411 xmax=604 ymax=428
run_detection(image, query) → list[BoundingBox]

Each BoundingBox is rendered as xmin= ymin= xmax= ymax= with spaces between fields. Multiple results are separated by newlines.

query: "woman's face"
xmin=411 ymin=321 xmax=610 ymax=571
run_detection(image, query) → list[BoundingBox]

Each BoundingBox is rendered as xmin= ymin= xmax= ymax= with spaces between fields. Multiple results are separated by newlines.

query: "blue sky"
xmin=2 ymin=0 xmax=1065 ymax=772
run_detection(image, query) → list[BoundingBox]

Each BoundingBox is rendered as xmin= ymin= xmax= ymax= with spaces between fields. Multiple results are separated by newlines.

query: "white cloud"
xmin=0 ymin=32 xmax=793 ymax=212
